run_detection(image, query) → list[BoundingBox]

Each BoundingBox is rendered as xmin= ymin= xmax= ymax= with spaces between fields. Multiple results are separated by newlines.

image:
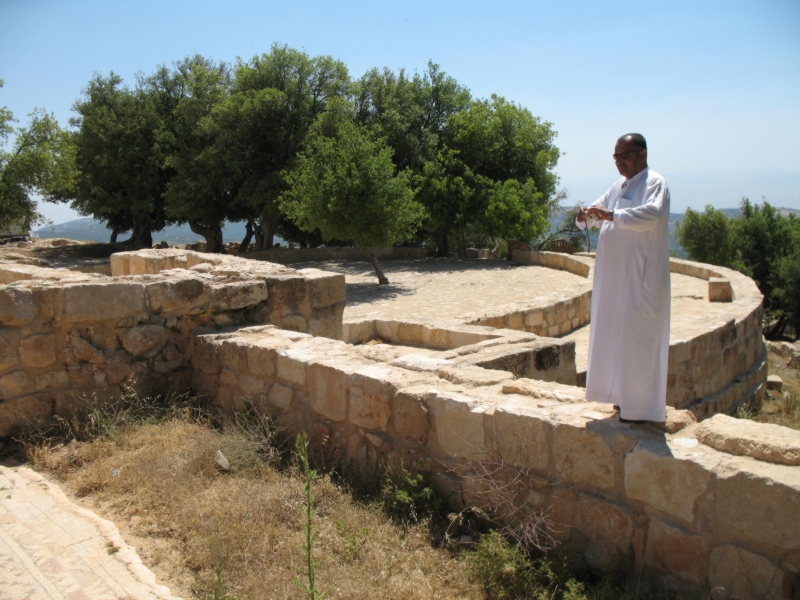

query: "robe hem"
xmin=585 ymin=390 xmax=666 ymax=421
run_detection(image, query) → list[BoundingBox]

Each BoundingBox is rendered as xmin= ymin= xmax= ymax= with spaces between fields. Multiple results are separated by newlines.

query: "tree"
xmin=418 ymin=95 xmax=561 ymax=257
xmin=676 ymin=198 xmax=799 ymax=338
xmin=54 ymin=72 xmax=177 ymax=247
xmin=160 ymin=56 xmax=232 ymax=252
xmin=674 ymin=205 xmax=734 ymax=266
xmin=0 ymin=80 xmax=71 ymax=232
xmin=354 ymin=62 xmax=471 ymax=255
xmin=281 ymin=108 xmax=424 ymax=284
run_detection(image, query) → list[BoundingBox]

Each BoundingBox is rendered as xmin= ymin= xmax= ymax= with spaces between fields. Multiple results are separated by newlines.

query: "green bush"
xmin=381 ymin=468 xmax=443 ymax=523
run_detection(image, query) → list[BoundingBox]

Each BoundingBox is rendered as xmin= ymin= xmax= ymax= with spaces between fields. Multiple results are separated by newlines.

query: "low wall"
xmin=0 ymin=250 xmax=345 ymax=435
xmin=507 ymin=251 xmax=766 ymax=417
xmin=246 ymin=245 xmax=430 ymax=264
xmin=191 ymin=324 xmax=800 ymax=598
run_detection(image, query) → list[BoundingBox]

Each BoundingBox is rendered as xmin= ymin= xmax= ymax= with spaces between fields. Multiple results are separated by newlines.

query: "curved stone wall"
xmin=510 ymin=251 xmax=767 ymax=417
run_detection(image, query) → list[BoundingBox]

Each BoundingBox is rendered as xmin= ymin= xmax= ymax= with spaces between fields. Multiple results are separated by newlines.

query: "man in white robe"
xmin=576 ymin=133 xmax=670 ymax=423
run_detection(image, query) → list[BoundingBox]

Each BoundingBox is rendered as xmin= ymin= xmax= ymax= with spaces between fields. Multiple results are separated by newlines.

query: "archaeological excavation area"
xmin=0 ymin=243 xmax=798 ymax=599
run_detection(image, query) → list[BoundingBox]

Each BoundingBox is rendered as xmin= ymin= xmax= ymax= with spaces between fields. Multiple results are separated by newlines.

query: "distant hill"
xmin=35 ymin=218 xmax=263 ymax=246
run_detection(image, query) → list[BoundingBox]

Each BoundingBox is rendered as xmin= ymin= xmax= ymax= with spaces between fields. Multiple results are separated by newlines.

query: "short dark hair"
xmin=618 ymin=133 xmax=647 ymax=150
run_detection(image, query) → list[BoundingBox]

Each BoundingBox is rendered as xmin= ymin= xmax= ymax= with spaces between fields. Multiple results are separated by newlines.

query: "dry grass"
xmin=739 ymin=345 xmax=800 ymax=430
xmin=29 ymin=416 xmax=483 ymax=600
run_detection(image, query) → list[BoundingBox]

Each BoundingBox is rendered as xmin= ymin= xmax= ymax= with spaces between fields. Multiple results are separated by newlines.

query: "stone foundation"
xmin=1 ymin=246 xmax=791 ymax=599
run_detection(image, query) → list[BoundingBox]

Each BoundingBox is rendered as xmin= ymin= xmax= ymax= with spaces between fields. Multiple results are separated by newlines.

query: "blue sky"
xmin=1 ymin=0 xmax=798 ymax=224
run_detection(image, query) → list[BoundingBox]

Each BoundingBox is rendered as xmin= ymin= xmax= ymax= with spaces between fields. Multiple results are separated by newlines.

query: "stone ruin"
xmin=0 ymin=246 xmax=798 ymax=599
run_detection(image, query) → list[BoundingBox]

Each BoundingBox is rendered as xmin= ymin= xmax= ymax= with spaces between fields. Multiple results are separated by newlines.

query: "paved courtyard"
xmin=297 ymin=256 xmax=738 ymax=372
xmin=295 ymin=257 xmax=591 ymax=324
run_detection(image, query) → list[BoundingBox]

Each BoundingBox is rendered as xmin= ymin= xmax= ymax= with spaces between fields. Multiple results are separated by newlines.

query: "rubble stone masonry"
xmin=0 ymin=247 xmax=795 ymax=598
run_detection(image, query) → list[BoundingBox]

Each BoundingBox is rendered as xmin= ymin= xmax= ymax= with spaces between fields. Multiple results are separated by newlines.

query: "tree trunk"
xmin=490 ymin=237 xmax=500 ymax=258
xmin=238 ymin=219 xmax=255 ymax=253
xmin=457 ymin=227 xmax=467 ymax=259
xmin=357 ymin=246 xmax=389 ymax=285
xmin=110 ymin=227 xmax=118 ymax=244
xmin=254 ymin=215 xmax=275 ymax=251
xmin=437 ymin=229 xmax=449 ymax=257
xmin=188 ymin=220 xmax=224 ymax=253
xmin=124 ymin=214 xmax=153 ymax=249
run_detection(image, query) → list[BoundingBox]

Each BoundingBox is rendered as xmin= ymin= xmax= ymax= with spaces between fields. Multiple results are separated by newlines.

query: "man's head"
xmin=614 ymin=133 xmax=648 ymax=178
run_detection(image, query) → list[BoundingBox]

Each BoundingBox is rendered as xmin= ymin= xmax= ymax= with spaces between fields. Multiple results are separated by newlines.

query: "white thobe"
xmin=577 ymin=168 xmax=671 ymax=421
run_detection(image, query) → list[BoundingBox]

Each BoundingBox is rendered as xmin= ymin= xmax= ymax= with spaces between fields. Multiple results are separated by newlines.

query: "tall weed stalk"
xmin=295 ymin=432 xmax=327 ymax=600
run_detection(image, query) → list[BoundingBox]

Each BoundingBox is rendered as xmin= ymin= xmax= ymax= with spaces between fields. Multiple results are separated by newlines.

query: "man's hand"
xmin=577 ymin=207 xmax=588 ymax=223
xmin=586 ymin=206 xmax=614 ymax=221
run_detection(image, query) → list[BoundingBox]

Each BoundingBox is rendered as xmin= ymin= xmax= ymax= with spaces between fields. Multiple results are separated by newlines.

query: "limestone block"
xmin=659 ymin=407 xmax=697 ymax=433
xmin=708 ymin=278 xmax=733 ymax=302
xmin=238 ymin=374 xmax=265 ymax=396
xmin=297 ymin=269 xmax=346 ymax=308
xmin=276 ymin=347 xmax=314 ymax=387
xmin=0 ymin=392 xmax=51 ymax=435
xmin=19 ymin=334 xmax=56 ymax=368
xmin=493 ymin=399 xmax=552 ymax=471
xmin=308 ymin=360 xmax=350 ymax=422
xmin=502 ymin=378 xmax=586 ymax=403
xmin=109 ymin=253 xmax=129 ymax=276
xmin=146 ymin=277 xmax=209 ymax=313
xmin=63 ymin=281 xmax=146 ymax=322
xmin=218 ymin=339 xmax=249 ymax=372
xmin=34 ymin=370 xmax=69 ymax=391
xmin=219 ymin=368 xmax=239 ymax=387
xmin=83 ymin=323 xmax=119 ymax=353
xmin=525 ymin=311 xmax=544 ymax=327
xmin=308 ymin=304 xmax=344 ymax=340
xmin=280 ymin=314 xmax=308 ymax=333
xmin=430 ymin=391 xmax=487 ymax=459
xmin=63 ymin=331 xmax=105 ymax=365
xmin=696 ymin=413 xmax=800 ymax=466
xmin=392 ymin=354 xmax=452 ymax=372
xmin=396 ymin=322 xmax=424 ymax=345
xmin=106 ymin=361 xmax=134 ymax=385
xmin=245 ymin=339 xmax=285 ymax=378
xmin=0 ymin=287 xmax=38 ymax=326
xmin=210 ymin=281 xmax=268 ymax=312
xmin=766 ymin=374 xmax=783 ymax=392
xmin=33 ymin=287 xmax=63 ymax=320
xmin=269 ymin=383 xmax=293 ymax=410
xmin=709 ymin=545 xmax=784 ymax=600
xmin=644 ymin=519 xmax=708 ymax=587
xmin=437 ymin=364 xmax=514 ymax=386
xmin=123 ymin=325 xmax=167 ymax=358
xmin=0 ymin=334 xmax=19 ymax=371
xmin=624 ymin=438 xmax=714 ymax=523
xmin=552 ymin=423 xmax=614 ymax=489
xmin=575 ymin=496 xmax=633 ymax=570
xmin=348 ymin=385 xmax=392 ymax=431
xmin=391 ymin=386 xmax=434 ymax=446
xmin=715 ymin=454 xmax=800 ymax=551
xmin=263 ymin=274 xmax=307 ymax=311
xmin=0 ymin=370 xmax=30 ymax=400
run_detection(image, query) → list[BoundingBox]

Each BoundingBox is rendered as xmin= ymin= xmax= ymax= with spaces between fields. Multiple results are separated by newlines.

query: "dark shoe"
xmin=619 ymin=416 xmax=646 ymax=424
xmin=612 ymin=404 xmax=620 ymax=411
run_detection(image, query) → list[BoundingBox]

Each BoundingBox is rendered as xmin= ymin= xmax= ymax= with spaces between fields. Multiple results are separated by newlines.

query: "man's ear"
xmin=640 ymin=148 xmax=648 ymax=164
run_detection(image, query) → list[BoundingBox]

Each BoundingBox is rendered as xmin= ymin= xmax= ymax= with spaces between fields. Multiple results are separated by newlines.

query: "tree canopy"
xmin=12 ymin=47 xmax=565 ymax=258
xmin=0 ymin=80 xmax=71 ymax=232
xmin=676 ymin=199 xmax=800 ymax=337
xmin=280 ymin=107 xmax=424 ymax=283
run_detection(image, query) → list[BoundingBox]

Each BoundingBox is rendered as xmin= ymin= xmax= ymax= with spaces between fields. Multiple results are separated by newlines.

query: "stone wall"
xmin=0 ymin=250 xmax=345 ymax=435
xmin=191 ymin=324 xmax=800 ymax=599
xmin=510 ymin=251 xmax=767 ymax=418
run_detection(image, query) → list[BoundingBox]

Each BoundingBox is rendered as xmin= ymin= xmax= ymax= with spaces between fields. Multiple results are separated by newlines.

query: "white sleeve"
xmin=613 ymin=178 xmax=670 ymax=232
xmin=575 ymin=187 xmax=613 ymax=230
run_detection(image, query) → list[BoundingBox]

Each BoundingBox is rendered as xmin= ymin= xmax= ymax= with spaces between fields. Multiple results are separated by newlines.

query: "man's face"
xmin=614 ymin=140 xmax=647 ymax=178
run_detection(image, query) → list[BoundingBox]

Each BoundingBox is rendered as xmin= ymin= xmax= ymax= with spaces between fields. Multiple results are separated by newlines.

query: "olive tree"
xmin=281 ymin=109 xmax=423 ymax=284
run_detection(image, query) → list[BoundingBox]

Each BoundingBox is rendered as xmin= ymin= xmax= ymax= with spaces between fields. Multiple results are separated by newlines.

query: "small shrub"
xmin=382 ymin=467 xmax=442 ymax=523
